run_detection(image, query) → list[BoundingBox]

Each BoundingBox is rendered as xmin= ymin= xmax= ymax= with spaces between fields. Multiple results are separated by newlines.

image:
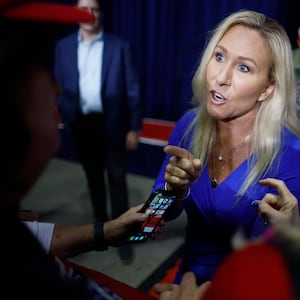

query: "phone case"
xmin=125 ymin=189 xmax=176 ymax=243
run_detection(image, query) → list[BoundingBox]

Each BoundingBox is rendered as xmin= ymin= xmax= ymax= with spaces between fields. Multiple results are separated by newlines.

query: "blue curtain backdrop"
xmin=101 ymin=0 xmax=289 ymax=122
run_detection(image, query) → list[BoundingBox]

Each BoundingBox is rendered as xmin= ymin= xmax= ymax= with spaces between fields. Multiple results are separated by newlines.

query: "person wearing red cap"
xmin=154 ymin=223 xmax=300 ymax=300
xmin=150 ymin=8 xmax=300 ymax=288
xmin=0 ymin=1 xmax=153 ymax=299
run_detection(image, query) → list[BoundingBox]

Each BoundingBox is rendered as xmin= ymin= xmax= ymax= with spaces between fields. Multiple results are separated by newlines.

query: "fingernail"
xmin=251 ymin=200 xmax=259 ymax=209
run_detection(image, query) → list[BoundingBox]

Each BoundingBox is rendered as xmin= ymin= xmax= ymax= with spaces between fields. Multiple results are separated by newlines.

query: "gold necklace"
xmin=211 ymin=134 xmax=251 ymax=188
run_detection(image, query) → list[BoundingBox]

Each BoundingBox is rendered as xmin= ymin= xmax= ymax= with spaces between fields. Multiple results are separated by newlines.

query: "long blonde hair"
xmin=188 ymin=10 xmax=300 ymax=196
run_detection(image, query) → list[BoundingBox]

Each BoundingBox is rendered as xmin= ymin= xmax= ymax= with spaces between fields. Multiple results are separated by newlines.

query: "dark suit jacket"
xmin=54 ymin=31 xmax=142 ymax=147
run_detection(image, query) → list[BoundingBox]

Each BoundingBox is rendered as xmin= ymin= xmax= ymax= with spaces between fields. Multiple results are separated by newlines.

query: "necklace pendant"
xmin=211 ymin=177 xmax=218 ymax=188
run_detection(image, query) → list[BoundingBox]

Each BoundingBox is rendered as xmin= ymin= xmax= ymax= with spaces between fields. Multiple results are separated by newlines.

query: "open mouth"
xmin=211 ymin=91 xmax=226 ymax=103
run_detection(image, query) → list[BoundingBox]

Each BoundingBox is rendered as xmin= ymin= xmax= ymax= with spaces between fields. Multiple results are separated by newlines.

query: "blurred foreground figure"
xmin=155 ymin=223 xmax=300 ymax=300
xmin=0 ymin=1 xmax=152 ymax=299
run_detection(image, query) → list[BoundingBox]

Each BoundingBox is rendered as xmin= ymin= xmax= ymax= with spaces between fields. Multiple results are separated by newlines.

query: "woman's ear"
xmin=258 ymin=82 xmax=275 ymax=102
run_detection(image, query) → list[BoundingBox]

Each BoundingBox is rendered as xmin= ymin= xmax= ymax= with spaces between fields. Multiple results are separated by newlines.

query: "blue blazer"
xmin=54 ymin=31 xmax=142 ymax=147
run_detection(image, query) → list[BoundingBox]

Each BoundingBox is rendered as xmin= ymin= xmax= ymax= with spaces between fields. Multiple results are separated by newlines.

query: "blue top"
xmin=152 ymin=110 xmax=300 ymax=285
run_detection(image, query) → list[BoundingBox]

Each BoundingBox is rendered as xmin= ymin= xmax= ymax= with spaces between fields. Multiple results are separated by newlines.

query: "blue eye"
xmin=216 ymin=53 xmax=224 ymax=62
xmin=239 ymin=65 xmax=250 ymax=73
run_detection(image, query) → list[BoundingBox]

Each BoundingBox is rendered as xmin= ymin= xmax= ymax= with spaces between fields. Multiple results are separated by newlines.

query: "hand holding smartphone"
xmin=125 ymin=189 xmax=176 ymax=243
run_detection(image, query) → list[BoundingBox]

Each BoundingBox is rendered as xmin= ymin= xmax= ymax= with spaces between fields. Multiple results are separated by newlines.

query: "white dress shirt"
xmin=78 ymin=31 xmax=104 ymax=114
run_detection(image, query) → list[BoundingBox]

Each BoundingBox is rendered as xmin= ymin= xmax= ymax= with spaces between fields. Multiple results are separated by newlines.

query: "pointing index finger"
xmin=164 ymin=145 xmax=193 ymax=160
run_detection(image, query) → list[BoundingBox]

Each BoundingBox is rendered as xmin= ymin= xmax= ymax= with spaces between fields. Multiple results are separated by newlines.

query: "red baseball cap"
xmin=0 ymin=0 xmax=94 ymax=23
xmin=202 ymin=243 xmax=295 ymax=300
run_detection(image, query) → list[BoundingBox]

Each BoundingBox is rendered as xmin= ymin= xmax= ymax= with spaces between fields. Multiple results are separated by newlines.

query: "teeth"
xmin=214 ymin=92 xmax=223 ymax=100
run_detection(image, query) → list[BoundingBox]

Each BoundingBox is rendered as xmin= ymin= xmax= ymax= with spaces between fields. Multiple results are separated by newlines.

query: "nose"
xmin=86 ymin=7 xmax=99 ymax=15
xmin=216 ymin=63 xmax=232 ymax=86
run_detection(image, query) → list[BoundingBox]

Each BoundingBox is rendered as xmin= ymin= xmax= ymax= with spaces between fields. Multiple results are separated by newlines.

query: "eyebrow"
xmin=215 ymin=45 xmax=258 ymax=68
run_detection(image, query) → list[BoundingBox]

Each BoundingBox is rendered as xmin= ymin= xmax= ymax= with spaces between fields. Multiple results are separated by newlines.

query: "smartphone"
xmin=125 ymin=189 xmax=176 ymax=243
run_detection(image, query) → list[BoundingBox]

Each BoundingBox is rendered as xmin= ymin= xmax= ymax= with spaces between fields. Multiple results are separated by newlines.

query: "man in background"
xmin=54 ymin=0 xmax=142 ymax=263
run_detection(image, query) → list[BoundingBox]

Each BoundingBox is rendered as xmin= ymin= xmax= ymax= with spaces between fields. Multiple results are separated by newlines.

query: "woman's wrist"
xmin=164 ymin=182 xmax=190 ymax=201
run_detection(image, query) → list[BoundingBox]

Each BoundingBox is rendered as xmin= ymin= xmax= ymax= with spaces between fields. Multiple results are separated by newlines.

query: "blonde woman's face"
xmin=206 ymin=25 xmax=274 ymax=123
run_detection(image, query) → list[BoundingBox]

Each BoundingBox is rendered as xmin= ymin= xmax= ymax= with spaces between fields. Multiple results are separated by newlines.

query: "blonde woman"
xmin=152 ymin=10 xmax=300 ymax=285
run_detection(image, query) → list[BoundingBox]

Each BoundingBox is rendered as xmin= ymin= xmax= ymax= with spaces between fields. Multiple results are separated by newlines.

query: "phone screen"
xmin=125 ymin=190 xmax=176 ymax=243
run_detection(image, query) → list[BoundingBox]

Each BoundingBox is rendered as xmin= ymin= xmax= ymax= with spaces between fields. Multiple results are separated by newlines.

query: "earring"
xmin=258 ymin=97 xmax=264 ymax=101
